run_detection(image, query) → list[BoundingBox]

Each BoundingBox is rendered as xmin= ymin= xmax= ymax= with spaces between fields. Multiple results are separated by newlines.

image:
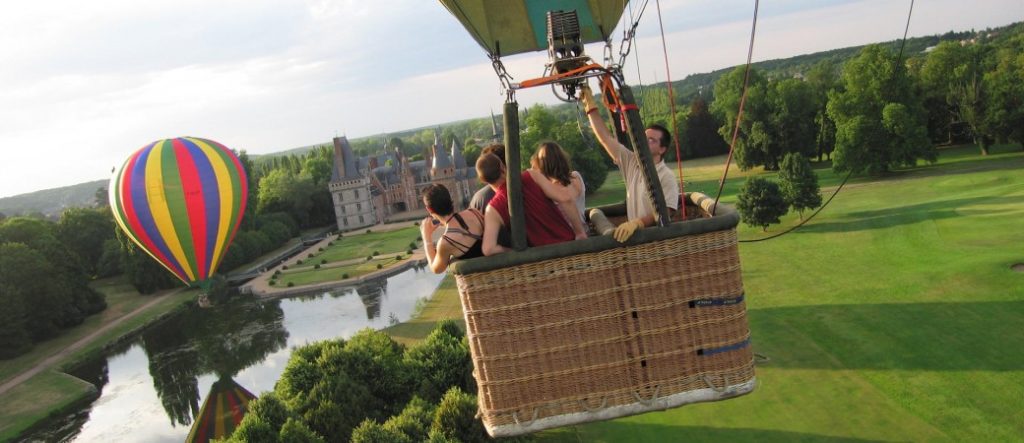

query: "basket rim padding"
xmin=450 ymin=192 xmax=738 ymax=276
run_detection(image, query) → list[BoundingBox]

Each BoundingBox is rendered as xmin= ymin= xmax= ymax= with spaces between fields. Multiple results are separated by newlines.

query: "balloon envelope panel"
xmin=110 ymin=137 xmax=248 ymax=285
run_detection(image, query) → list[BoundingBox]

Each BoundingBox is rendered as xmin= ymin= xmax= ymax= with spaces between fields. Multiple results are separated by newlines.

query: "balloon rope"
xmin=712 ymin=0 xmax=759 ymax=215
xmin=655 ymin=0 xmax=686 ymax=220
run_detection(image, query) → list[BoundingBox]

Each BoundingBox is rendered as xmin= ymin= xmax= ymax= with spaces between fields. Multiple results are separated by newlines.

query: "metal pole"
xmin=503 ymin=101 xmax=527 ymax=251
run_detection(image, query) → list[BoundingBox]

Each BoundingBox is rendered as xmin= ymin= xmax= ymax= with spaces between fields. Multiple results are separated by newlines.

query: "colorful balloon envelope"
xmin=110 ymin=137 xmax=248 ymax=286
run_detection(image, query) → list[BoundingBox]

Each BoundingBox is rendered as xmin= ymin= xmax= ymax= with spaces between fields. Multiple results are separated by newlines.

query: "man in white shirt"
xmin=580 ymin=85 xmax=679 ymax=242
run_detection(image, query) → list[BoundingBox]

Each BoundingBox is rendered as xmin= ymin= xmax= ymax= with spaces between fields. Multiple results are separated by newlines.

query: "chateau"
xmin=328 ymin=130 xmax=481 ymax=231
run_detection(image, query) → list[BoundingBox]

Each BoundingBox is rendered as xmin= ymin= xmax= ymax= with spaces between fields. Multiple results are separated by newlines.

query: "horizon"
xmin=1 ymin=0 xmax=1021 ymax=199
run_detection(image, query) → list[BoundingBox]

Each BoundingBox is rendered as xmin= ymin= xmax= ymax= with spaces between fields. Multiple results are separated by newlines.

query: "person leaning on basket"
xmin=469 ymin=143 xmax=506 ymax=212
xmin=476 ymin=153 xmax=575 ymax=256
xmin=420 ymin=183 xmax=485 ymax=273
xmin=580 ymin=83 xmax=680 ymax=242
xmin=527 ymin=141 xmax=588 ymax=240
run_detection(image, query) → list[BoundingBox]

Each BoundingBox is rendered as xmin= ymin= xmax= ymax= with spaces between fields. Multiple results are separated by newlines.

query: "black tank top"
xmin=442 ymin=210 xmax=485 ymax=260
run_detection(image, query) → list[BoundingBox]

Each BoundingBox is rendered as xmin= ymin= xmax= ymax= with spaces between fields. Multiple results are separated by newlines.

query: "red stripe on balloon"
xmin=120 ymin=152 xmax=187 ymax=282
xmin=174 ymin=139 xmax=208 ymax=279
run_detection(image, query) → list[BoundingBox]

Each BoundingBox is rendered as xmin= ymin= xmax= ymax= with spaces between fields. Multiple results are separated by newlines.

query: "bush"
xmin=314 ymin=264 xmax=321 ymax=269
xmin=431 ymin=388 xmax=487 ymax=443
xmin=321 ymin=259 xmax=327 ymax=264
xmin=384 ymin=397 xmax=435 ymax=442
xmin=287 ymin=282 xmax=295 ymax=287
xmin=282 ymin=265 xmax=289 ymax=270
xmin=409 ymin=242 xmax=417 ymax=249
xmin=342 ymin=273 xmax=349 ymax=279
xmin=367 ymin=256 xmax=373 ymax=261
xmin=351 ymin=419 xmax=412 ymax=443
xmin=318 ymin=247 xmax=324 ymax=252
xmin=297 ymin=260 xmax=304 ymax=265
xmin=366 ymin=229 xmax=372 ymax=234
xmin=407 ymin=249 xmax=413 ymax=255
xmin=376 ymin=264 xmax=383 ymax=270
xmin=279 ymin=417 xmax=325 ymax=443
xmin=736 ymin=177 xmax=789 ymax=231
xmin=396 ymin=255 xmax=403 ymax=260
xmin=405 ymin=322 xmax=473 ymax=403
xmin=373 ymin=251 xmax=380 ymax=256
xmin=308 ymin=253 xmax=315 ymax=258
xmin=778 ymin=152 xmax=823 ymax=219
xmin=413 ymin=221 xmax=419 ymax=226
xmin=328 ymin=241 xmax=334 ymax=246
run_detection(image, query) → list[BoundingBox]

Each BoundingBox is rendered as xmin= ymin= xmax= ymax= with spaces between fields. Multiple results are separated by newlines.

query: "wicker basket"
xmin=450 ymin=193 xmax=755 ymax=437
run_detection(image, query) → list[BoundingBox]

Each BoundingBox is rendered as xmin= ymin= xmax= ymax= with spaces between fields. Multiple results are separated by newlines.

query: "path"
xmin=0 ymin=288 xmax=184 ymax=396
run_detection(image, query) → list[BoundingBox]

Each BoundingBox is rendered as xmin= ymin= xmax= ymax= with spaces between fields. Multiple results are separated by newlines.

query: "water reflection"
xmin=141 ymin=300 xmax=287 ymax=429
xmin=23 ymin=266 xmax=445 ymax=443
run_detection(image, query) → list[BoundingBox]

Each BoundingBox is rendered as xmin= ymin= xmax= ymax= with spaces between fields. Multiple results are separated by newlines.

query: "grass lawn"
xmin=314 ymin=226 xmax=420 ymax=263
xmin=275 ymin=255 xmax=413 ymax=287
xmin=0 ymin=371 xmax=96 ymax=441
xmin=385 ymin=275 xmax=465 ymax=347
xmin=395 ymin=144 xmax=1024 ymax=441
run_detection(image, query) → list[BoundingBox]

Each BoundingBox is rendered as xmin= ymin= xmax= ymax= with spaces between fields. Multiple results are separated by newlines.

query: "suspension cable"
xmin=627 ymin=0 xmax=646 ymax=118
xmin=654 ymin=0 xmax=687 ymax=220
xmin=739 ymin=0 xmax=916 ymax=243
xmin=712 ymin=0 xmax=759 ymax=215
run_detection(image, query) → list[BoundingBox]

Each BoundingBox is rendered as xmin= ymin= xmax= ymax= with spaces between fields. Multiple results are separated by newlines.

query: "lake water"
xmin=22 ymin=266 xmax=446 ymax=443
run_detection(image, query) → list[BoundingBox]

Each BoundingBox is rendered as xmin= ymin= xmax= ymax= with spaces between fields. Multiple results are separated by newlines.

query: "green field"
xmin=275 ymin=255 xmax=411 ymax=286
xmin=395 ymin=144 xmax=1024 ymax=442
xmin=315 ymin=226 xmax=420 ymax=263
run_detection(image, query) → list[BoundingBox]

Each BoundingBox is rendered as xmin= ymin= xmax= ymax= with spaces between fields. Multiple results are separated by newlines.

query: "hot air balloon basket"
xmin=451 ymin=193 xmax=755 ymax=437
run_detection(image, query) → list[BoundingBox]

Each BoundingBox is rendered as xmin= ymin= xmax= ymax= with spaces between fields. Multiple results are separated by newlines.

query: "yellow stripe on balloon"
xmin=146 ymin=141 xmax=197 ymax=282
xmin=214 ymin=394 xmax=226 ymax=438
xmin=190 ymin=138 xmax=234 ymax=277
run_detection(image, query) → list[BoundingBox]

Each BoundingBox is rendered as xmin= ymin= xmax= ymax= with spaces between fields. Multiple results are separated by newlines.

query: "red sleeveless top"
xmin=488 ymin=171 xmax=574 ymax=247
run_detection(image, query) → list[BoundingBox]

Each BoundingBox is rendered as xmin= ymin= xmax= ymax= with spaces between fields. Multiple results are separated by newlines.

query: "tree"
xmin=56 ymin=207 xmax=115 ymax=277
xmin=404 ymin=322 xmax=474 ymax=403
xmin=806 ymin=60 xmax=841 ymax=161
xmin=920 ymin=41 xmax=995 ymax=154
xmin=257 ymin=169 xmax=320 ymax=227
xmin=350 ymin=419 xmax=412 ymax=443
xmin=711 ymin=66 xmax=770 ymax=170
xmin=736 ymin=177 xmax=788 ymax=231
xmin=984 ymin=37 xmax=1024 ymax=148
xmin=778 ymin=153 xmax=822 ymax=219
xmin=430 ymin=388 xmax=487 ymax=443
xmin=827 ymin=45 xmax=935 ymax=174
xmin=682 ymin=97 xmax=728 ymax=159
xmin=0 ymin=282 xmax=31 ymax=358
xmin=117 ymin=228 xmax=180 ymax=294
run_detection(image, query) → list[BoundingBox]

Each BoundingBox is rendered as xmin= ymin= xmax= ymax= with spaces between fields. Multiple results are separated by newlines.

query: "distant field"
xmin=396 ymin=144 xmax=1024 ymax=442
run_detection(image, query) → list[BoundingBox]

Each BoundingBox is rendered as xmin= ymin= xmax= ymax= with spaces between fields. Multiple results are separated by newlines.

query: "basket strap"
xmin=697 ymin=338 xmax=750 ymax=357
xmin=511 ymin=407 xmax=541 ymax=427
xmin=702 ymin=374 xmax=732 ymax=393
xmin=631 ymin=385 xmax=661 ymax=406
xmin=689 ymin=293 xmax=745 ymax=308
xmin=579 ymin=396 xmax=609 ymax=412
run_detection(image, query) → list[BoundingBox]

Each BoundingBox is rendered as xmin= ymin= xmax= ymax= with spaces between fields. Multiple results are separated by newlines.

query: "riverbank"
xmin=0 ymin=219 xmax=432 ymax=441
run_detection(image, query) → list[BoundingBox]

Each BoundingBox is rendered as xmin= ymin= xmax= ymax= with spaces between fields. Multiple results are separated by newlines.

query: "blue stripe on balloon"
xmin=130 ymin=143 xmax=188 ymax=280
xmin=181 ymin=138 xmax=221 ymax=280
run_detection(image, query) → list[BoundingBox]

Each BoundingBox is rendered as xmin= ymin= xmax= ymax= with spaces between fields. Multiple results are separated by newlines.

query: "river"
xmin=22 ymin=266 xmax=446 ymax=443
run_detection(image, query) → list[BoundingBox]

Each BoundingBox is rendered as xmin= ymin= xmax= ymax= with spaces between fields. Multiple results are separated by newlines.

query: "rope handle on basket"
xmin=632 ymin=385 xmax=662 ymax=406
xmin=579 ymin=396 xmax=609 ymax=412
xmin=702 ymin=374 xmax=731 ymax=393
xmin=511 ymin=407 xmax=541 ymax=428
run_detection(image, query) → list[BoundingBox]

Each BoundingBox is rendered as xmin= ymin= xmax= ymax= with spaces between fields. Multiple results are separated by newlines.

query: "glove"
xmin=613 ymin=219 xmax=645 ymax=243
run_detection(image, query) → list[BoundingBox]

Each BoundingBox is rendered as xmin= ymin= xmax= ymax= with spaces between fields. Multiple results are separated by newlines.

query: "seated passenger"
xmin=476 ymin=153 xmax=574 ymax=256
xmin=469 ymin=143 xmax=505 ymax=212
xmin=527 ymin=141 xmax=587 ymax=240
xmin=420 ymin=184 xmax=485 ymax=273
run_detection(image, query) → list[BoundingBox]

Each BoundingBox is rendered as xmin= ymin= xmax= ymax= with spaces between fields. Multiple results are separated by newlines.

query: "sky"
xmin=0 ymin=0 xmax=1020 ymax=198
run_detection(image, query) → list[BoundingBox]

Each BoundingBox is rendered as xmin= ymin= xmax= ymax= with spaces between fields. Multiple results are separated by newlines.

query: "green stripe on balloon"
xmin=160 ymin=140 xmax=199 ymax=284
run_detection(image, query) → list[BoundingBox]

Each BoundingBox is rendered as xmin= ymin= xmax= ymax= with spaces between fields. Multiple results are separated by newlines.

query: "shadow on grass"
xmin=543 ymin=423 xmax=887 ymax=442
xmin=795 ymin=195 xmax=1021 ymax=234
xmin=749 ymin=300 xmax=1024 ymax=371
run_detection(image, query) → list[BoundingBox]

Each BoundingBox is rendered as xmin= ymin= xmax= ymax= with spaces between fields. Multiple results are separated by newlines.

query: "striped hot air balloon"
xmin=110 ymin=137 xmax=248 ymax=286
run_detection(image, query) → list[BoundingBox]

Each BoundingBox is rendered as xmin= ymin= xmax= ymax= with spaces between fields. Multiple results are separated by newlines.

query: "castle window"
xmin=354 ymin=189 xmax=360 ymax=199
xmin=357 ymin=202 xmax=362 ymax=211
xmin=359 ymin=215 xmax=364 ymax=224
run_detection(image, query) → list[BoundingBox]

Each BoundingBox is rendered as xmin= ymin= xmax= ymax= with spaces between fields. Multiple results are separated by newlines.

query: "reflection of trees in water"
xmin=356 ymin=278 xmax=388 ymax=320
xmin=141 ymin=300 xmax=288 ymax=427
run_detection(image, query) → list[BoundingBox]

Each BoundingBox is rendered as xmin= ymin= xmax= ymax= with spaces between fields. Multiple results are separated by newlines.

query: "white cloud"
xmin=0 ymin=0 xmax=1021 ymax=198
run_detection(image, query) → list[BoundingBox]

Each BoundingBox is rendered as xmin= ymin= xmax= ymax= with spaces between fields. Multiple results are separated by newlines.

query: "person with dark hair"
xmin=469 ymin=143 xmax=506 ymax=212
xmin=475 ymin=153 xmax=574 ymax=256
xmin=580 ymin=84 xmax=679 ymax=242
xmin=420 ymin=183 xmax=485 ymax=273
xmin=528 ymin=141 xmax=587 ymax=239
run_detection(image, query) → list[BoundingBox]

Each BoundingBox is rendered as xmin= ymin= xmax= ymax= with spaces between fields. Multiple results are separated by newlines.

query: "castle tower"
xmin=329 ymin=136 xmax=376 ymax=231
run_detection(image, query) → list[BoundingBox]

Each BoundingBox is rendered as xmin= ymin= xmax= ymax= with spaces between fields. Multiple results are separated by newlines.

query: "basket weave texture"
xmin=455 ymin=224 xmax=754 ymax=436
